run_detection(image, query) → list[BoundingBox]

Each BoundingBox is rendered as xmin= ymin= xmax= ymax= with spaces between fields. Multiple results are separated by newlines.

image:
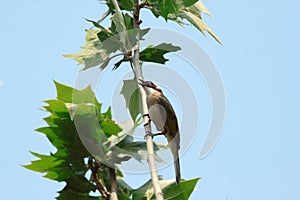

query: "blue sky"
xmin=1 ymin=0 xmax=300 ymax=199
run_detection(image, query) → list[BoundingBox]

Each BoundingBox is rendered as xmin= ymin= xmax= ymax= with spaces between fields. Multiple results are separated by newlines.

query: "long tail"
xmin=174 ymin=154 xmax=181 ymax=184
xmin=171 ymin=145 xmax=181 ymax=184
xmin=169 ymin=133 xmax=181 ymax=184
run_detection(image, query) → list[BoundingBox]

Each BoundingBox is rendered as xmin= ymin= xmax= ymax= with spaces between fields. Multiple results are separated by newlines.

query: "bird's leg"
xmin=151 ymin=128 xmax=167 ymax=137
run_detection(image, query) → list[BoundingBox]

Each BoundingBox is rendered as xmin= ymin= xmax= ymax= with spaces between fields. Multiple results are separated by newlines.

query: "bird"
xmin=139 ymin=79 xmax=181 ymax=184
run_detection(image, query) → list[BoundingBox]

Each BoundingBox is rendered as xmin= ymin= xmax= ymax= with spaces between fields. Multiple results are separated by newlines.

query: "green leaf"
xmin=43 ymin=99 xmax=69 ymax=118
xmin=67 ymin=14 xmax=151 ymax=71
xmin=162 ymin=178 xmax=200 ymax=200
xmin=149 ymin=0 xmax=198 ymax=20
xmin=100 ymin=119 xmax=122 ymax=137
xmin=63 ymin=175 xmax=97 ymax=194
xmin=117 ymin=177 xmax=133 ymax=200
xmin=123 ymin=13 xmax=134 ymax=30
xmin=107 ymin=133 xmax=166 ymax=164
xmin=35 ymin=127 xmax=68 ymax=156
xmin=65 ymin=103 xmax=98 ymax=121
xmin=118 ymin=0 xmax=134 ymax=11
xmin=99 ymin=27 xmax=150 ymax=70
xmin=158 ymin=0 xmax=180 ymax=20
xmin=75 ymin=86 xmax=101 ymax=105
xmin=112 ymin=13 xmax=140 ymax=52
xmin=132 ymin=178 xmax=200 ymax=200
xmin=56 ymin=172 xmax=101 ymax=199
xmin=54 ymin=81 xmax=74 ymax=103
xmin=132 ymin=177 xmax=162 ymax=200
xmin=64 ymin=29 xmax=110 ymax=70
xmin=97 ymin=31 xmax=123 ymax=54
xmin=72 ymin=115 xmax=110 ymax=159
xmin=114 ymin=136 xmax=147 ymax=162
xmin=26 ymin=81 xmax=139 ymax=199
xmin=101 ymin=107 xmax=112 ymax=119
xmin=140 ymin=43 xmax=181 ymax=64
xmin=43 ymin=161 xmax=74 ymax=182
xmin=49 ymin=118 xmax=91 ymax=160
xmin=24 ymin=152 xmax=64 ymax=174
xmin=120 ymin=78 xmax=142 ymax=121
xmin=98 ymin=9 xmax=111 ymax=24
xmin=103 ymin=0 xmax=134 ymax=15
xmin=128 ymin=88 xmax=141 ymax=121
xmin=57 ymin=190 xmax=103 ymax=200
xmin=178 ymin=3 xmax=222 ymax=44
xmin=54 ymin=81 xmax=101 ymax=111
xmin=111 ymin=12 xmax=126 ymax=35
xmin=24 ymin=152 xmax=86 ymax=182
xmin=183 ymin=0 xmax=198 ymax=7
xmin=145 ymin=0 xmax=221 ymax=44
xmin=85 ymin=19 xmax=106 ymax=29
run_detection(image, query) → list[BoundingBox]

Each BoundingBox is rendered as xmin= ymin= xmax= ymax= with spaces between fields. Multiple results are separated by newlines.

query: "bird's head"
xmin=139 ymin=79 xmax=162 ymax=93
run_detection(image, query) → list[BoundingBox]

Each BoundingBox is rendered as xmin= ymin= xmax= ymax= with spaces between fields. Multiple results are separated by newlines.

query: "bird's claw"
xmin=144 ymin=131 xmax=153 ymax=139
xmin=144 ymin=131 xmax=165 ymax=139
xmin=143 ymin=113 xmax=150 ymax=118
xmin=143 ymin=113 xmax=151 ymax=126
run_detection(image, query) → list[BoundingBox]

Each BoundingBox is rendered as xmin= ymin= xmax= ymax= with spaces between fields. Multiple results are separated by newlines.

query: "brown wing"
xmin=157 ymin=95 xmax=181 ymax=184
xmin=157 ymin=95 xmax=180 ymax=150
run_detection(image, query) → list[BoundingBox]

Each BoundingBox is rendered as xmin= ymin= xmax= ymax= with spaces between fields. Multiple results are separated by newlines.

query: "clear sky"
xmin=1 ymin=0 xmax=300 ymax=199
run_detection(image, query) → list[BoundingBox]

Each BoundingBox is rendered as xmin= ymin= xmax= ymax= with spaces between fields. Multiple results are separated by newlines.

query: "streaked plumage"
xmin=139 ymin=79 xmax=181 ymax=184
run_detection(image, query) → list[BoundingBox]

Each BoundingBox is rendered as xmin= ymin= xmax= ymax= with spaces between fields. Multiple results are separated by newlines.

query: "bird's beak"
xmin=139 ymin=79 xmax=146 ymax=86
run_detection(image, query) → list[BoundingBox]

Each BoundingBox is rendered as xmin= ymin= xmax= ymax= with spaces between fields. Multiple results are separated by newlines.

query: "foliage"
xmin=24 ymin=81 xmax=164 ymax=199
xmin=26 ymin=0 xmax=221 ymax=199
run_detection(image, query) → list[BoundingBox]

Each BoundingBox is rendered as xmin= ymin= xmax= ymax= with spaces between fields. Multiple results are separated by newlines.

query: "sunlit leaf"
xmin=64 ymin=30 xmax=110 ymax=70
xmin=145 ymin=0 xmax=221 ymax=44
xmin=179 ymin=9 xmax=221 ymax=44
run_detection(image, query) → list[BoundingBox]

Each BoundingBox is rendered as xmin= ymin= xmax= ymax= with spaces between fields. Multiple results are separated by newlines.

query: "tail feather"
xmin=169 ymin=133 xmax=181 ymax=184
xmin=174 ymin=156 xmax=181 ymax=184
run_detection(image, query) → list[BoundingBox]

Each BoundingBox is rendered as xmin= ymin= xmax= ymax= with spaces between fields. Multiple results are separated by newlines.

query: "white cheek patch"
xmin=148 ymin=104 xmax=167 ymax=131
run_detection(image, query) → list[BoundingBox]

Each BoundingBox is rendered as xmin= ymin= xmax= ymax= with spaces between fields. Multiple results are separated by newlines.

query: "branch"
xmin=132 ymin=1 xmax=164 ymax=199
xmin=110 ymin=0 xmax=163 ymax=198
xmin=109 ymin=167 xmax=118 ymax=200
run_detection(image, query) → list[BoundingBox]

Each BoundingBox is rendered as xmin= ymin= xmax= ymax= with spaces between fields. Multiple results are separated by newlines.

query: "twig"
xmin=132 ymin=0 xmax=164 ymax=199
xmin=90 ymin=160 xmax=110 ymax=200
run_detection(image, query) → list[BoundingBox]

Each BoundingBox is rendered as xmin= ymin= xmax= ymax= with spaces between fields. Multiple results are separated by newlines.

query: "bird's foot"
xmin=143 ymin=114 xmax=151 ymax=126
xmin=144 ymin=131 xmax=165 ymax=139
xmin=143 ymin=113 xmax=150 ymax=118
xmin=144 ymin=131 xmax=153 ymax=139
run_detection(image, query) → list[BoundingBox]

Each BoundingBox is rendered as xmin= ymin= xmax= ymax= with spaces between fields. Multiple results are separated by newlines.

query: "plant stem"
xmin=132 ymin=1 xmax=164 ymax=199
